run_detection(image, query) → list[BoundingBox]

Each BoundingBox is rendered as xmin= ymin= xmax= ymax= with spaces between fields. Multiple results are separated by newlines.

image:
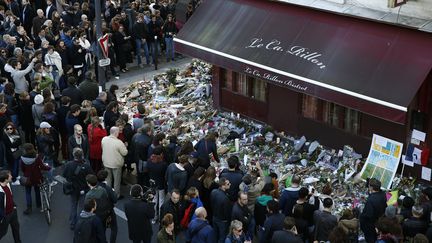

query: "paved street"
xmin=2 ymin=57 xmax=192 ymax=243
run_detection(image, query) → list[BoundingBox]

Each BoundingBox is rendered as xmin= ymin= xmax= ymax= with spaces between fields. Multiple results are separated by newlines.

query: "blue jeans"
xmin=69 ymin=192 xmax=84 ymax=227
xmin=10 ymin=158 xmax=19 ymax=181
xmin=44 ymin=158 xmax=54 ymax=182
xmin=25 ymin=185 xmax=41 ymax=207
xmin=135 ymin=39 xmax=150 ymax=65
xmin=165 ymin=37 xmax=174 ymax=60
xmin=213 ymin=217 xmax=229 ymax=243
xmin=150 ymin=40 xmax=160 ymax=64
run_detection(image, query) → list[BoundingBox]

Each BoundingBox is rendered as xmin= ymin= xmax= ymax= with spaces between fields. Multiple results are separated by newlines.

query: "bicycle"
xmin=39 ymin=177 xmax=53 ymax=225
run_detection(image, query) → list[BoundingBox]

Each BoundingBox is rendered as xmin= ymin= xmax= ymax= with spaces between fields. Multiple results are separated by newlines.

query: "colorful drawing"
xmin=360 ymin=134 xmax=403 ymax=189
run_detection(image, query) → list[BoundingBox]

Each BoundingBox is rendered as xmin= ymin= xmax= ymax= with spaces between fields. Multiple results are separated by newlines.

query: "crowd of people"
xmin=1 ymin=0 xmax=432 ymax=243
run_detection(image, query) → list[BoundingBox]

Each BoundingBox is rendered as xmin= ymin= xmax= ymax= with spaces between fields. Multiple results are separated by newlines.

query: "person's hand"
xmin=32 ymin=57 xmax=38 ymax=63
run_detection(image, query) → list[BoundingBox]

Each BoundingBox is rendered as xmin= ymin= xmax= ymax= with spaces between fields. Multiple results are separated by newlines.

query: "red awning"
xmin=174 ymin=0 xmax=432 ymax=124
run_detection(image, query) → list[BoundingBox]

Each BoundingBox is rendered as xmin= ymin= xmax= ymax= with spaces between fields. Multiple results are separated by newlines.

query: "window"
xmin=220 ymin=68 xmax=227 ymax=88
xmin=302 ymin=94 xmax=360 ymax=134
xmin=223 ymin=69 xmax=267 ymax=102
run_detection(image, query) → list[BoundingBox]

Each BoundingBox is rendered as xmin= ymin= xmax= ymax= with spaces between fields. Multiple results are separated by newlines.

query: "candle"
xmin=276 ymin=137 xmax=280 ymax=144
xmin=243 ymin=155 xmax=248 ymax=166
xmin=237 ymin=113 xmax=240 ymax=119
xmin=243 ymin=134 xmax=246 ymax=140
xmin=231 ymin=112 xmax=234 ymax=118
xmin=235 ymin=138 xmax=239 ymax=152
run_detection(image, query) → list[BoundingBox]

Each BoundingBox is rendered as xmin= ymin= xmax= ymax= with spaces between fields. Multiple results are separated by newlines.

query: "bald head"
xmin=110 ymin=126 xmax=119 ymax=137
xmin=195 ymin=207 xmax=207 ymax=219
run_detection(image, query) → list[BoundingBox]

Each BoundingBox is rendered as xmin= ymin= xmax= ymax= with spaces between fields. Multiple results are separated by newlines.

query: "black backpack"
xmin=74 ymin=215 xmax=94 ymax=243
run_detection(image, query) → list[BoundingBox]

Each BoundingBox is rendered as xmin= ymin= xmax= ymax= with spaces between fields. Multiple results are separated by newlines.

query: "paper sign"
xmin=413 ymin=148 xmax=422 ymax=165
xmin=402 ymin=155 xmax=414 ymax=167
xmin=99 ymin=86 xmax=102 ymax=93
xmin=412 ymin=129 xmax=426 ymax=142
xmin=422 ymin=167 xmax=431 ymax=181
xmin=375 ymin=136 xmax=388 ymax=147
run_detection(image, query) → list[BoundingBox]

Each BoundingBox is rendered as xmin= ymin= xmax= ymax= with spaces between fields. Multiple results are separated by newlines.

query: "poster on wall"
xmin=360 ymin=134 xmax=403 ymax=189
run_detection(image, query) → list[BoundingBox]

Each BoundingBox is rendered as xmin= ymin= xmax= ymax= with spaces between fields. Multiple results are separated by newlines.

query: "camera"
xmin=142 ymin=179 xmax=157 ymax=202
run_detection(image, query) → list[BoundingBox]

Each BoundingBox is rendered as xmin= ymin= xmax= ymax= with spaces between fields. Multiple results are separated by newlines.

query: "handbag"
xmin=19 ymin=176 xmax=31 ymax=186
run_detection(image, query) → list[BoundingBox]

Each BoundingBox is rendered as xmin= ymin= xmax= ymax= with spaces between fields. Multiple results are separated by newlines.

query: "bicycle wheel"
xmin=42 ymin=191 xmax=52 ymax=225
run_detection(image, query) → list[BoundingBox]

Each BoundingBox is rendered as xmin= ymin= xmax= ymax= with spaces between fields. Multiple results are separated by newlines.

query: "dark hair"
xmin=31 ymin=81 xmax=40 ymax=89
xmin=61 ymin=96 xmax=71 ymax=105
xmin=192 ymin=167 xmax=205 ymax=179
xmin=153 ymin=133 xmax=166 ymax=146
xmin=86 ymin=174 xmax=98 ymax=186
xmin=152 ymin=145 xmax=164 ymax=156
xmin=83 ymin=198 xmax=96 ymax=212
xmin=219 ymin=177 xmax=228 ymax=187
xmin=22 ymin=143 xmax=37 ymax=157
xmin=323 ymin=198 xmax=333 ymax=208
xmin=369 ymin=178 xmax=381 ymax=191
xmin=178 ymin=141 xmax=194 ymax=156
xmin=43 ymin=102 xmax=55 ymax=113
xmin=106 ymin=101 xmax=118 ymax=112
xmin=3 ymin=82 xmax=14 ymax=95
xmin=267 ymin=200 xmax=279 ymax=213
xmin=109 ymin=84 xmax=119 ymax=93
xmin=283 ymin=217 xmax=296 ymax=230
xmin=171 ymin=188 xmax=180 ymax=195
xmin=137 ymin=103 xmax=146 ymax=114
xmin=0 ymin=170 xmax=11 ymax=183
xmin=261 ymin=183 xmax=274 ymax=195
xmin=298 ymin=187 xmax=309 ymax=199
xmin=376 ymin=216 xmax=402 ymax=236
xmin=67 ymin=76 xmax=76 ymax=85
xmin=328 ymin=226 xmax=348 ymax=243
xmin=178 ymin=154 xmax=189 ymax=165
xmin=70 ymin=104 xmax=80 ymax=113
xmin=402 ymin=196 xmax=415 ymax=209
xmin=97 ymin=170 xmax=108 ymax=182
xmin=227 ymin=155 xmax=239 ymax=169
xmin=130 ymin=184 xmax=142 ymax=198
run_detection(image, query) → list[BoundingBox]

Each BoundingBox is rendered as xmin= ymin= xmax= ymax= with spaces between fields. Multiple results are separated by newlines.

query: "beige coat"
xmin=101 ymin=135 xmax=128 ymax=168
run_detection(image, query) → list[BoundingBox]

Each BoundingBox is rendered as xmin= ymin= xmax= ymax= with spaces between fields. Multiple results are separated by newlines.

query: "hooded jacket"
xmin=186 ymin=218 xmax=216 ymax=243
xmin=279 ymin=186 xmax=300 ymax=216
xmin=21 ymin=155 xmax=51 ymax=186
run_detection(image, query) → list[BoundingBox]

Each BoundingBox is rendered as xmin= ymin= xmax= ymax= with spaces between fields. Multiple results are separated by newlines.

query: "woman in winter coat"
xmin=157 ymin=213 xmax=175 ymax=243
xmin=200 ymin=166 xmax=218 ymax=224
xmin=2 ymin=122 xmax=22 ymax=184
xmin=20 ymin=143 xmax=50 ymax=215
xmin=87 ymin=117 xmax=107 ymax=173
xmin=112 ymin=25 xmax=132 ymax=73
xmin=225 ymin=220 xmax=251 ymax=243
xmin=36 ymin=122 xmax=56 ymax=184
xmin=17 ymin=91 xmax=35 ymax=143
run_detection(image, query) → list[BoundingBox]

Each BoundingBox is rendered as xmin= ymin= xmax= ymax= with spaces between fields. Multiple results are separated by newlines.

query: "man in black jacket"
xmin=360 ymin=178 xmax=387 ymax=243
xmin=261 ymin=200 xmax=285 ymax=243
xmin=232 ymin=192 xmax=254 ymax=239
xmin=73 ymin=198 xmax=107 ymax=243
xmin=97 ymin=170 xmax=118 ymax=243
xmin=130 ymin=123 xmax=153 ymax=187
xmin=133 ymin=14 xmax=150 ymax=67
xmin=63 ymin=148 xmax=93 ymax=230
xmin=62 ymin=76 xmax=83 ymax=106
xmin=313 ymin=198 xmax=337 ymax=242
xmin=272 ymin=217 xmax=303 ymax=243
xmin=78 ymin=71 xmax=99 ymax=101
xmin=219 ymin=156 xmax=244 ymax=201
xmin=160 ymin=189 xmax=183 ymax=233
xmin=402 ymin=205 xmax=428 ymax=238
xmin=92 ymin=92 xmax=107 ymax=117
xmin=124 ymin=184 xmax=155 ymax=243
xmin=211 ymin=177 xmax=232 ymax=243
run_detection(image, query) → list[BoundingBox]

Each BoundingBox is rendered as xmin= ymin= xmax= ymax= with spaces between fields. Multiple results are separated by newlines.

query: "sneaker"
xmin=11 ymin=180 xmax=20 ymax=186
xmin=50 ymin=181 xmax=58 ymax=187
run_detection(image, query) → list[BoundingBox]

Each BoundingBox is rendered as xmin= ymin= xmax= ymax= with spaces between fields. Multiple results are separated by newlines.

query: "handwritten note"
xmin=422 ymin=167 xmax=431 ymax=181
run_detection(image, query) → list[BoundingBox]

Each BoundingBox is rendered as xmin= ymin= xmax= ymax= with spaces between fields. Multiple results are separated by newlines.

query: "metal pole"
xmin=95 ymin=0 xmax=106 ymax=91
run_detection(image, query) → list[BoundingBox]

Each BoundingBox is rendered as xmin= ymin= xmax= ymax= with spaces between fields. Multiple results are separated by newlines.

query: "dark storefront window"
xmin=224 ymin=70 xmax=267 ymax=102
xmin=302 ymin=94 xmax=360 ymax=134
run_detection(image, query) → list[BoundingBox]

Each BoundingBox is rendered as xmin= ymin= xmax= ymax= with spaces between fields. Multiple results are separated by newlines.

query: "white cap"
xmin=39 ymin=122 xmax=51 ymax=129
xmin=34 ymin=94 xmax=44 ymax=105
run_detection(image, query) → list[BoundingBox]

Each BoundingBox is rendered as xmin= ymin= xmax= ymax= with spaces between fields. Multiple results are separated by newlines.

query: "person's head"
xmin=328 ymin=226 xmax=348 ymax=243
xmin=402 ymin=196 xmax=415 ymax=209
xmin=195 ymin=207 xmax=207 ymax=219
xmin=0 ymin=104 xmax=6 ymax=114
xmin=39 ymin=121 xmax=51 ymax=133
xmin=422 ymin=187 xmax=432 ymax=201
xmin=0 ymin=170 xmax=12 ymax=184
xmin=85 ymin=71 xmax=95 ymax=81
xmin=291 ymin=175 xmax=301 ymax=187
xmin=412 ymin=205 xmax=424 ymax=218
xmin=3 ymin=82 xmax=14 ymax=95
xmin=110 ymin=126 xmax=120 ymax=137
xmin=152 ymin=132 xmax=166 ymax=146
xmin=205 ymin=131 xmax=218 ymax=142
xmin=368 ymin=178 xmax=381 ymax=192
xmin=97 ymin=170 xmax=108 ymax=182
xmin=203 ymin=166 xmax=216 ymax=188
xmin=340 ymin=208 xmax=354 ymax=220
xmin=83 ymin=198 xmax=97 ymax=213
xmin=385 ymin=205 xmax=397 ymax=219
xmin=322 ymin=184 xmax=333 ymax=196
xmin=229 ymin=220 xmax=243 ymax=237
xmin=68 ymin=76 xmax=77 ymax=86
xmin=70 ymin=104 xmax=81 ymax=116
xmin=191 ymin=166 xmax=205 ymax=179
xmin=261 ymin=183 xmax=275 ymax=195
xmin=73 ymin=147 xmax=84 ymax=160
xmin=267 ymin=200 xmax=279 ymax=214
xmin=161 ymin=213 xmax=174 ymax=232
xmin=74 ymin=124 xmax=83 ymax=136
xmin=185 ymin=187 xmax=199 ymax=200
xmin=219 ymin=177 xmax=230 ymax=191
xmin=170 ymin=189 xmax=180 ymax=204
xmin=107 ymin=101 xmax=118 ymax=112
xmin=136 ymin=103 xmax=146 ymax=115
xmin=298 ymin=187 xmax=309 ymax=200
xmin=115 ymin=118 xmax=125 ymax=131
xmin=376 ymin=216 xmax=401 ymax=236
xmin=227 ymin=155 xmax=239 ymax=169
xmin=130 ymin=184 xmax=143 ymax=198
xmin=238 ymin=191 xmax=248 ymax=206
xmin=19 ymin=91 xmax=30 ymax=101
xmin=43 ymin=102 xmax=55 ymax=114
xmin=323 ymin=198 xmax=333 ymax=210
xmin=413 ymin=234 xmax=429 ymax=243
xmin=86 ymin=174 xmax=98 ymax=187
xmin=140 ymin=123 xmax=153 ymax=135
xmin=4 ymin=122 xmax=16 ymax=134
xmin=167 ymin=14 xmax=173 ymax=22
xmin=178 ymin=154 xmax=190 ymax=166
xmin=283 ymin=216 xmax=297 ymax=232
xmin=91 ymin=116 xmax=101 ymax=128
xmin=109 ymin=84 xmax=119 ymax=94
xmin=60 ymin=96 xmax=71 ymax=106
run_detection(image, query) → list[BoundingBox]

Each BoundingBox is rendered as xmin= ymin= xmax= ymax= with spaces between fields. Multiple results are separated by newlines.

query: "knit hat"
xmin=34 ymin=94 xmax=44 ymax=105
